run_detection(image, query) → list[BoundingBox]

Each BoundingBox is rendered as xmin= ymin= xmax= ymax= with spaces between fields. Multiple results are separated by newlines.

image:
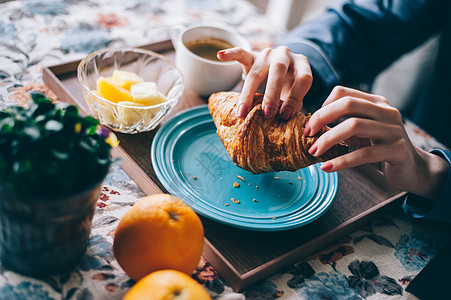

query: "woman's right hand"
xmin=217 ymin=46 xmax=313 ymax=120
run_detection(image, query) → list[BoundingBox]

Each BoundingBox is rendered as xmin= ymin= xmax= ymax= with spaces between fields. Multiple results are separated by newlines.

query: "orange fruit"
xmin=97 ymin=76 xmax=133 ymax=103
xmin=123 ymin=270 xmax=211 ymax=300
xmin=113 ymin=194 xmax=204 ymax=281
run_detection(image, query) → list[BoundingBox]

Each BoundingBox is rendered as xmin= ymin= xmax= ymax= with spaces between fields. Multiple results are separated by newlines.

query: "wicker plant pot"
xmin=0 ymin=181 xmax=103 ymax=276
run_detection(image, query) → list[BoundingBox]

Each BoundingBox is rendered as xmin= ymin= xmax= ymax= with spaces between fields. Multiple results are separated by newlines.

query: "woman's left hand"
xmin=305 ymin=86 xmax=449 ymax=199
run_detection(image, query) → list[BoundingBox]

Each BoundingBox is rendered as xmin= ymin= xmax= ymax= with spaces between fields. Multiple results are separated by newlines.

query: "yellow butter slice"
xmin=116 ymin=101 xmax=150 ymax=126
xmin=112 ymin=70 xmax=144 ymax=91
xmin=130 ymin=82 xmax=167 ymax=106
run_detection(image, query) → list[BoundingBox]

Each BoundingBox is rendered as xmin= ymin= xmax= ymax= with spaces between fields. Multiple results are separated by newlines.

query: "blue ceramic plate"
xmin=151 ymin=105 xmax=338 ymax=231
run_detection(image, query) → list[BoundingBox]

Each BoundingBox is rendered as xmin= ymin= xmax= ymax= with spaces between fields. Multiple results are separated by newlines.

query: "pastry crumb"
xmin=220 ymin=177 xmax=223 ymax=180
xmin=284 ymin=199 xmax=288 ymax=202
xmin=252 ymin=199 xmax=257 ymax=202
xmin=255 ymin=186 xmax=259 ymax=189
xmin=233 ymin=181 xmax=240 ymax=188
xmin=225 ymin=203 xmax=230 ymax=206
xmin=298 ymin=176 xmax=302 ymax=180
xmin=248 ymin=183 xmax=251 ymax=186
xmin=274 ymin=176 xmax=279 ymax=180
xmin=272 ymin=217 xmax=276 ymax=220
xmin=231 ymin=198 xmax=240 ymax=204
xmin=216 ymin=173 xmax=219 ymax=175
xmin=236 ymin=174 xmax=245 ymax=181
xmin=193 ymin=176 xmax=198 ymax=180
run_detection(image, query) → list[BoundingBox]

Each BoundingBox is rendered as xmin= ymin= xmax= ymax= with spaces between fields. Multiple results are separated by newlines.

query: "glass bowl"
xmin=77 ymin=47 xmax=184 ymax=134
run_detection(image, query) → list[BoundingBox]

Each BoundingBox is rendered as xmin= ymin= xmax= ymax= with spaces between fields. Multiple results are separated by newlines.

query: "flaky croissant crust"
xmin=208 ymin=92 xmax=347 ymax=174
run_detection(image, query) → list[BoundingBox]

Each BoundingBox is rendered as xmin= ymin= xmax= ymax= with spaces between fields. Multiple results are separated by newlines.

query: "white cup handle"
xmin=170 ymin=25 xmax=187 ymax=50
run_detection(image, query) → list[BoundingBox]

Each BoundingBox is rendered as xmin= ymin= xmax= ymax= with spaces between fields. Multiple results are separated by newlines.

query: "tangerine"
xmin=123 ymin=269 xmax=211 ymax=300
xmin=113 ymin=194 xmax=204 ymax=281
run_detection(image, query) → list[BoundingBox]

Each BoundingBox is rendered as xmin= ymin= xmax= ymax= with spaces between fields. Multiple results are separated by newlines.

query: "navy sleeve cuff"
xmin=402 ymin=149 xmax=451 ymax=223
xmin=281 ymin=39 xmax=338 ymax=91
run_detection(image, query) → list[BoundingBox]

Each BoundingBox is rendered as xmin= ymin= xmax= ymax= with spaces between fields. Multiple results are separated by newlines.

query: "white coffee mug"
xmin=171 ymin=24 xmax=251 ymax=96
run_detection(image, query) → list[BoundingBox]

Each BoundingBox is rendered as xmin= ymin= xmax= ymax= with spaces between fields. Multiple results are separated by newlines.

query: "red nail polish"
xmin=281 ymin=107 xmax=292 ymax=120
xmin=217 ymin=50 xmax=226 ymax=55
xmin=321 ymin=161 xmax=333 ymax=172
xmin=237 ymin=104 xmax=247 ymax=118
xmin=265 ymin=107 xmax=275 ymax=118
xmin=308 ymin=143 xmax=317 ymax=156
xmin=304 ymin=122 xmax=311 ymax=136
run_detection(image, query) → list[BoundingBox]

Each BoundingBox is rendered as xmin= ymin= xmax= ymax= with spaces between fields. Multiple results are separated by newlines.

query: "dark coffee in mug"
xmin=185 ymin=38 xmax=234 ymax=62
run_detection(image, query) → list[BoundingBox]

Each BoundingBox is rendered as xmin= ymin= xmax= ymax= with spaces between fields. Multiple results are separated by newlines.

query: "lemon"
xmin=112 ymin=70 xmax=144 ymax=91
xmin=130 ymin=82 xmax=167 ymax=106
xmin=97 ymin=77 xmax=133 ymax=103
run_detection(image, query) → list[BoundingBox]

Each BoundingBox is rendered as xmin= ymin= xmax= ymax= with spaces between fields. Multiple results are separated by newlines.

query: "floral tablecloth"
xmin=1 ymin=0 xmax=450 ymax=299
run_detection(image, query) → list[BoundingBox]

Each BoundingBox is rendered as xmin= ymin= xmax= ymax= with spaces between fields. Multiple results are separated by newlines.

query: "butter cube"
xmin=112 ymin=70 xmax=144 ymax=91
xmin=130 ymin=82 xmax=167 ymax=106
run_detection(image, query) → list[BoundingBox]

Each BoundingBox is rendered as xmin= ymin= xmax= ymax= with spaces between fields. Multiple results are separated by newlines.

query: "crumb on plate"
xmin=236 ymin=174 xmax=245 ymax=181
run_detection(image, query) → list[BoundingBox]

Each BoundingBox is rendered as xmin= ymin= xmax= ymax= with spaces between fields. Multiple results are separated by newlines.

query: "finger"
xmin=322 ymin=85 xmax=388 ymax=108
xmin=217 ymin=47 xmax=254 ymax=74
xmin=310 ymin=118 xmax=402 ymax=157
xmin=262 ymin=48 xmax=291 ymax=118
xmin=320 ymin=143 xmax=397 ymax=172
xmin=280 ymin=55 xmax=313 ymax=119
xmin=238 ymin=49 xmax=271 ymax=118
xmin=308 ymin=97 xmax=393 ymax=136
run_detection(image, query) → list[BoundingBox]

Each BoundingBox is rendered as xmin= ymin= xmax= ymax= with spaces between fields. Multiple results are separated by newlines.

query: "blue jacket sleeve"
xmin=402 ymin=149 xmax=451 ymax=223
xmin=280 ymin=0 xmax=450 ymax=104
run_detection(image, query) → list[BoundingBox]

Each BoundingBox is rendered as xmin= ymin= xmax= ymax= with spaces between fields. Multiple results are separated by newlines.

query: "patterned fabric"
xmin=0 ymin=0 xmax=450 ymax=299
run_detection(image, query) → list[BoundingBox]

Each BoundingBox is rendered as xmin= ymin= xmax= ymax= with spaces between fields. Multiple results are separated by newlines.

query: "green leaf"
xmin=45 ymin=120 xmax=63 ymax=132
xmin=52 ymin=149 xmax=69 ymax=160
xmin=30 ymin=91 xmax=50 ymax=104
xmin=23 ymin=126 xmax=40 ymax=140
xmin=0 ymin=118 xmax=14 ymax=133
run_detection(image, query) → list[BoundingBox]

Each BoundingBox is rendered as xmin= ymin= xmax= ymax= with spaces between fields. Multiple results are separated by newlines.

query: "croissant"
xmin=208 ymin=91 xmax=348 ymax=174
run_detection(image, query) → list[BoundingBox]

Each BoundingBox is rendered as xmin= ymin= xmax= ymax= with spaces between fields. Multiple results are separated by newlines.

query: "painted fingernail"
xmin=321 ymin=161 xmax=333 ymax=172
xmin=265 ymin=107 xmax=276 ymax=118
xmin=280 ymin=107 xmax=292 ymax=120
xmin=237 ymin=104 xmax=247 ymax=118
xmin=217 ymin=50 xmax=226 ymax=60
xmin=303 ymin=121 xmax=311 ymax=136
xmin=308 ymin=143 xmax=317 ymax=156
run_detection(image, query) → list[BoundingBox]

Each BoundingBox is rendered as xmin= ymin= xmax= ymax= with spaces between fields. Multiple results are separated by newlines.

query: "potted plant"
xmin=0 ymin=91 xmax=117 ymax=276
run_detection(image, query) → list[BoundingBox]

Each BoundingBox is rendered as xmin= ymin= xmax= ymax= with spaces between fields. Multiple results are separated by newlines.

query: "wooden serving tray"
xmin=43 ymin=40 xmax=406 ymax=292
